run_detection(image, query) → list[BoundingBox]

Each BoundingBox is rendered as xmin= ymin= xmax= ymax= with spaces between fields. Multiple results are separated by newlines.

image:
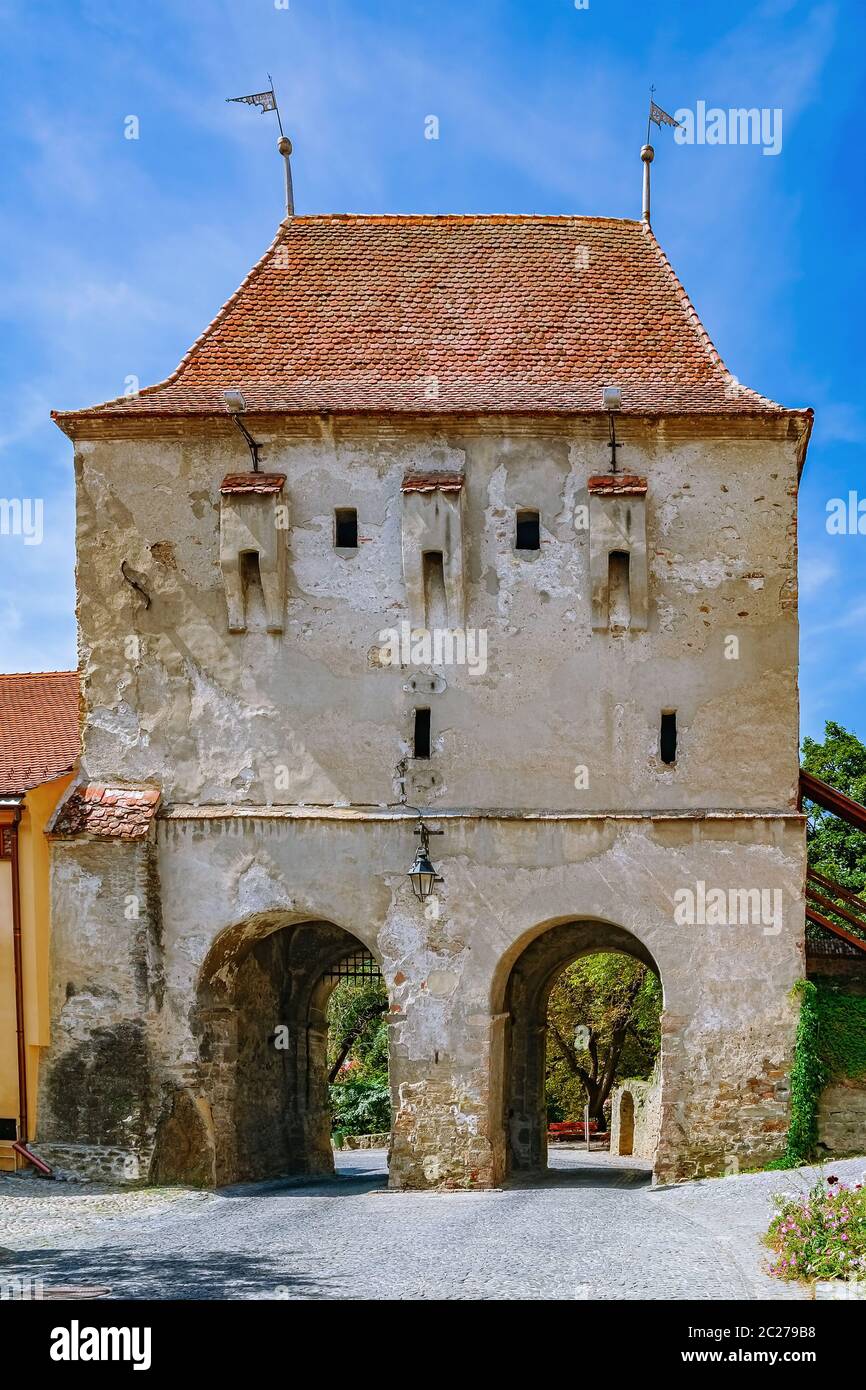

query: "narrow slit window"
xmin=608 ymin=550 xmax=631 ymax=629
xmin=334 ymin=507 xmax=358 ymax=548
xmin=238 ymin=550 xmax=265 ymax=626
xmin=414 ymin=708 xmax=431 ymax=760
xmin=422 ymin=551 xmax=447 ymax=629
xmin=515 ymin=509 xmax=541 ymax=551
xmin=660 ymin=711 xmax=677 ymax=765
xmin=240 ymin=550 xmax=263 ymax=597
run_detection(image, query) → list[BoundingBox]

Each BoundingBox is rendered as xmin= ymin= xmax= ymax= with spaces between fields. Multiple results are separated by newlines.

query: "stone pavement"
xmin=1 ymin=1150 xmax=863 ymax=1301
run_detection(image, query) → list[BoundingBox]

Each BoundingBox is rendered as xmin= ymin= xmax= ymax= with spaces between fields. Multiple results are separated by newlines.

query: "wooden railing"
xmin=800 ymin=771 xmax=866 ymax=956
xmin=805 ymin=869 xmax=866 ymax=954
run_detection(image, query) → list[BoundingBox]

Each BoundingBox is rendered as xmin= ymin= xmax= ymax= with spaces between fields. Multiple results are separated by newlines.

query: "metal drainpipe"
xmin=8 ymin=809 xmax=28 ymax=1146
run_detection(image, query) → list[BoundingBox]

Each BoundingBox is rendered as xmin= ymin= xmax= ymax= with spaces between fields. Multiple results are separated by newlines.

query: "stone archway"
xmin=151 ymin=915 xmax=389 ymax=1187
xmin=493 ymin=918 xmax=662 ymax=1181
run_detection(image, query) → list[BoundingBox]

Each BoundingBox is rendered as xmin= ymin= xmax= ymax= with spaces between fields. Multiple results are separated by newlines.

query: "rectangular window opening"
xmin=608 ymin=550 xmax=631 ymax=629
xmin=414 ymin=708 xmax=431 ymax=760
xmin=334 ymin=507 xmax=358 ymax=548
xmin=660 ymin=710 xmax=677 ymax=765
xmin=515 ymin=509 xmax=541 ymax=551
xmin=422 ymin=550 xmax=448 ymax=629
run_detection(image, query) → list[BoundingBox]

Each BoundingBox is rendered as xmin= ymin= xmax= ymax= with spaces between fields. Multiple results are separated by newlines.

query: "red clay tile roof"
xmin=52 ymin=215 xmax=807 ymax=426
xmin=0 ymin=672 xmax=79 ymax=795
xmin=50 ymin=784 xmax=161 ymax=840
xmin=401 ymin=472 xmax=464 ymax=492
xmin=587 ymin=475 xmax=648 ymax=495
xmin=220 ymin=472 xmax=286 ymax=494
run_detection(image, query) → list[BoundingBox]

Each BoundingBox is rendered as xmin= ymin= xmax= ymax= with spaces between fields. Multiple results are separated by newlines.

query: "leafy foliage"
xmin=545 ymin=953 xmax=662 ymax=1123
xmin=772 ymin=982 xmax=866 ymax=1172
xmin=772 ymin=980 xmax=827 ymax=1169
xmin=767 ymin=1174 xmax=866 ymax=1282
xmin=330 ymin=1074 xmax=391 ymax=1137
xmin=802 ymin=721 xmax=866 ymax=898
xmin=817 ymin=989 xmax=866 ymax=1082
xmin=327 ymin=979 xmax=390 ymax=1136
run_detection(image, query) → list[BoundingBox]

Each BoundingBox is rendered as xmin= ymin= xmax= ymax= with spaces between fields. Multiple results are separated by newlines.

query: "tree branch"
xmin=328 ymin=1002 xmax=387 ymax=1084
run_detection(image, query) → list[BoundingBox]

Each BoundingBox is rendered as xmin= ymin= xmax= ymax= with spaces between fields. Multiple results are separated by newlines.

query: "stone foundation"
xmin=31 ymin=1143 xmax=144 ymax=1183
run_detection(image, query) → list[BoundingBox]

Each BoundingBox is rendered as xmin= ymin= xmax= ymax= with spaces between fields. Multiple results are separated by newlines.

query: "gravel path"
xmin=1 ymin=1150 xmax=863 ymax=1301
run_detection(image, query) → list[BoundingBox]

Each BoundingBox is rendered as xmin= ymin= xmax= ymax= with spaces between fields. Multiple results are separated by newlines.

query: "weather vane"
xmin=226 ymin=74 xmax=294 ymax=217
xmin=641 ymin=86 xmax=680 ymax=226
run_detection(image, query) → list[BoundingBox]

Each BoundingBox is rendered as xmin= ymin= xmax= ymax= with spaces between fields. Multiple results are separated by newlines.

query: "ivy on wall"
xmin=772 ymin=980 xmax=866 ymax=1169
xmin=816 ymin=987 xmax=866 ymax=1082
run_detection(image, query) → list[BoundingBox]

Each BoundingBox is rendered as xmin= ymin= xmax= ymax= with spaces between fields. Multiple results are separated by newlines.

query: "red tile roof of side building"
xmin=0 ymin=671 xmax=80 ymax=796
xmin=51 ymin=215 xmax=812 ymax=427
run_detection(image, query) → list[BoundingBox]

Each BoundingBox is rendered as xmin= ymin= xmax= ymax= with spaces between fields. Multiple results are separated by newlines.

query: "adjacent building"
xmin=0 ymin=671 xmax=78 ymax=1171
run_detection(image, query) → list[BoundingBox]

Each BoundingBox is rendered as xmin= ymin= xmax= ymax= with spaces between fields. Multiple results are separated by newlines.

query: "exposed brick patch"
xmin=50 ymin=784 xmax=161 ymax=840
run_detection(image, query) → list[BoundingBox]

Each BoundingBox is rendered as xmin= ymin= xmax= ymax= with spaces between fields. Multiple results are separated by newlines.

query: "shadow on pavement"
xmin=506 ymin=1163 xmax=652 ymax=1190
xmin=2 ymin=1246 xmax=330 ymax=1301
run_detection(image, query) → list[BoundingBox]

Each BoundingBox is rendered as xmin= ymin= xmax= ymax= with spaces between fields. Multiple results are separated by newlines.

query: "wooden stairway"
xmin=800 ymin=771 xmax=866 ymax=955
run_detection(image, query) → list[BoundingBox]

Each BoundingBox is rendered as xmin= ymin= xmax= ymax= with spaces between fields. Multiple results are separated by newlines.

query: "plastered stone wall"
xmin=69 ymin=416 xmax=801 ymax=811
xmin=40 ymin=809 xmax=805 ymax=1187
xmin=41 ymin=411 xmax=807 ymax=1187
xmin=611 ymin=1071 xmax=662 ymax=1161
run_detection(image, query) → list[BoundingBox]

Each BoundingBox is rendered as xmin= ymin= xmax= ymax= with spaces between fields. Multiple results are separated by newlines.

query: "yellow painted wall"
xmin=0 ymin=773 xmax=73 ymax=1157
xmin=0 ymin=858 xmax=16 ymax=1126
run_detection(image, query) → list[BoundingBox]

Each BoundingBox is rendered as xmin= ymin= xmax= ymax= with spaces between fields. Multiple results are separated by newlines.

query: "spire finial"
xmin=642 ymin=90 xmax=681 ymax=226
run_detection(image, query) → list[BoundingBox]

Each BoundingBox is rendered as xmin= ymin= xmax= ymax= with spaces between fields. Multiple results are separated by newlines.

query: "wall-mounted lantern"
xmin=408 ymin=817 xmax=444 ymax=902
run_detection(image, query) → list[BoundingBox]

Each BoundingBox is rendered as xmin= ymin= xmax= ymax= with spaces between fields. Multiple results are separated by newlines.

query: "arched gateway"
xmin=494 ymin=919 xmax=662 ymax=1178
xmin=151 ymin=917 xmax=388 ymax=1188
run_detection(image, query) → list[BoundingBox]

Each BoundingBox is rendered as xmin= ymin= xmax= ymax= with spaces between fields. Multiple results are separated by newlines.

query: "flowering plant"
xmin=766 ymin=1173 xmax=866 ymax=1282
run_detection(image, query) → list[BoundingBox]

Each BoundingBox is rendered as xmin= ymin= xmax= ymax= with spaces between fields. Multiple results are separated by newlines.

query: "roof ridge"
xmin=0 ymin=669 xmax=78 ymax=679
xmin=284 ymin=212 xmax=645 ymax=225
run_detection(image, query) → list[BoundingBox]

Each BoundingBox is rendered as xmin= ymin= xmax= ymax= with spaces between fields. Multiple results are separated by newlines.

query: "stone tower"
xmin=44 ymin=214 xmax=812 ymax=1186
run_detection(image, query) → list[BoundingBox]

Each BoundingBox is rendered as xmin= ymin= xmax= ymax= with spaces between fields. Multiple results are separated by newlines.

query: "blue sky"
xmin=0 ymin=0 xmax=862 ymax=748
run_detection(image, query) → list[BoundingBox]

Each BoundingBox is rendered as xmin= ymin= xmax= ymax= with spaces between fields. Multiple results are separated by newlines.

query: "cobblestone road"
xmin=2 ymin=1151 xmax=864 ymax=1300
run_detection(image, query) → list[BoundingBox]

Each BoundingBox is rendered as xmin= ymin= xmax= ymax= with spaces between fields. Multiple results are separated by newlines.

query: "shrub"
xmin=766 ymin=1173 xmax=866 ymax=1282
xmin=329 ymin=1074 xmax=391 ymax=1136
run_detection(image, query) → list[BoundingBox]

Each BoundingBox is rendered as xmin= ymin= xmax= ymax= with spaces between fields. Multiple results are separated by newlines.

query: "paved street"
xmin=2 ymin=1151 xmax=864 ymax=1301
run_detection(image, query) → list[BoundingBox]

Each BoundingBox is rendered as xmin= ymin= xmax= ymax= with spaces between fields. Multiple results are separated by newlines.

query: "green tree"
xmin=801 ymin=721 xmax=866 ymax=894
xmin=327 ymin=979 xmax=388 ymax=1083
xmin=327 ymin=979 xmax=390 ymax=1137
xmin=545 ymin=953 xmax=662 ymax=1126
